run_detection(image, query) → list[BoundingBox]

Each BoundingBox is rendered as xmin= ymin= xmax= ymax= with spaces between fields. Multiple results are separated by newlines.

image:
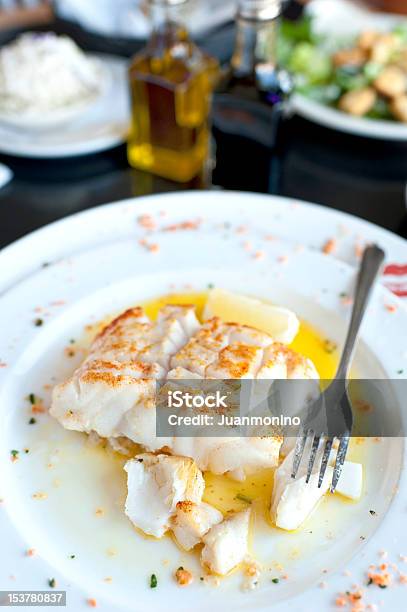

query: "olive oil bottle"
xmin=127 ymin=0 xmax=219 ymax=183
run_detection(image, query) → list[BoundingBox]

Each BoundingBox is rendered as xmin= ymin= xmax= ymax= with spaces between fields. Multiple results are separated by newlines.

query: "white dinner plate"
xmin=0 ymin=58 xmax=111 ymax=133
xmin=0 ymin=55 xmax=130 ymax=158
xmin=0 ymin=191 xmax=406 ymax=612
xmin=292 ymin=93 xmax=407 ymax=141
xmin=293 ymin=0 xmax=407 ymax=140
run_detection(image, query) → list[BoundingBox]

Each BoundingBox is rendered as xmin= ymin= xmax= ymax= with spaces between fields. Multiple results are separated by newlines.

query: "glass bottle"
xmin=127 ymin=0 xmax=219 ymax=183
xmin=212 ymin=0 xmax=292 ymax=193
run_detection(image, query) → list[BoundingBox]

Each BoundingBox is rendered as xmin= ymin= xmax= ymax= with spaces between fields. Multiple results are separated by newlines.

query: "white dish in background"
xmin=294 ymin=0 xmax=407 ymax=140
xmin=0 ymin=54 xmax=130 ymax=158
xmin=0 ymin=191 xmax=406 ymax=612
xmin=292 ymin=93 xmax=407 ymax=141
xmin=0 ymin=58 xmax=110 ymax=132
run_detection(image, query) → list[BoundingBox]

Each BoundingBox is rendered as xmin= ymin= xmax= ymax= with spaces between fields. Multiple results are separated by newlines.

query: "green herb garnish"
xmin=29 ymin=418 xmax=36 ymax=425
xmin=11 ymin=450 xmax=19 ymax=458
xmin=272 ymin=578 xmax=279 ymax=584
xmin=235 ymin=493 xmax=252 ymax=504
xmin=28 ymin=393 xmax=36 ymax=405
xmin=323 ymin=339 xmax=337 ymax=354
xmin=150 ymin=574 xmax=157 ymax=589
xmin=48 ymin=578 xmax=56 ymax=588
xmin=34 ymin=318 xmax=43 ymax=327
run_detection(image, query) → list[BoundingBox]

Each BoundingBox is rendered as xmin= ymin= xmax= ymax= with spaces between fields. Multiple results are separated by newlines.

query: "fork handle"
xmin=336 ymin=244 xmax=385 ymax=381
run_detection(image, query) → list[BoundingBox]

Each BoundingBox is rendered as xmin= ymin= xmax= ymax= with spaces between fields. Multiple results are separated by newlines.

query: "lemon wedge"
xmin=203 ymin=288 xmax=299 ymax=344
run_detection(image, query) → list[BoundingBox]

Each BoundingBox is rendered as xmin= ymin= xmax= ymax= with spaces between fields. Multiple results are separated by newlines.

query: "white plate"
xmin=0 ymin=55 xmax=130 ymax=158
xmin=0 ymin=58 xmax=111 ymax=132
xmin=293 ymin=0 xmax=407 ymax=140
xmin=292 ymin=94 xmax=407 ymax=141
xmin=0 ymin=191 xmax=406 ymax=612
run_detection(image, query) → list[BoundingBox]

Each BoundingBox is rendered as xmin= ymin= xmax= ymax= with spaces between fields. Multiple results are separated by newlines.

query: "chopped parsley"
xmin=69 ymin=554 xmax=75 ymax=559
xmin=369 ymin=510 xmax=377 ymax=516
xmin=272 ymin=578 xmax=279 ymax=584
xmin=398 ymin=369 xmax=404 ymax=375
xmin=10 ymin=450 xmax=19 ymax=458
xmin=323 ymin=339 xmax=337 ymax=354
xmin=235 ymin=493 xmax=252 ymax=504
xmin=48 ymin=578 xmax=56 ymax=588
xmin=207 ymin=283 xmax=214 ymax=289
xmin=367 ymin=578 xmax=373 ymax=586
xmin=34 ymin=318 xmax=43 ymax=327
xmin=150 ymin=574 xmax=157 ymax=589
xmin=29 ymin=418 xmax=37 ymax=425
xmin=28 ymin=393 xmax=36 ymax=405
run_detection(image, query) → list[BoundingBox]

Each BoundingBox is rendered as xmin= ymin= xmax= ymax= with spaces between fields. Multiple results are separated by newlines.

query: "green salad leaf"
xmin=288 ymin=42 xmax=332 ymax=84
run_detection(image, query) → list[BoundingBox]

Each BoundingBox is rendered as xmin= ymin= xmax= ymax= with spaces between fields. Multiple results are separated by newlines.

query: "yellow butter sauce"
xmin=142 ymin=291 xmax=338 ymax=380
xmin=141 ymin=291 xmax=339 ymax=519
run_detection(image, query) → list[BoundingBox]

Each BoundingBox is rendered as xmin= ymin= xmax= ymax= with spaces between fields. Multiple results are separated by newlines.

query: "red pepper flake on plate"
xmin=340 ymin=294 xmax=353 ymax=307
xmin=253 ymin=250 xmax=265 ymax=261
xmin=137 ymin=214 xmax=156 ymax=231
xmin=175 ymin=566 xmax=193 ymax=587
xmin=10 ymin=450 xmax=19 ymax=462
xmin=87 ymin=598 xmax=97 ymax=607
xmin=367 ymin=568 xmax=392 ymax=588
xmin=354 ymin=400 xmax=374 ymax=414
xmin=139 ymin=238 xmax=160 ymax=253
xmin=322 ymin=238 xmax=337 ymax=255
xmin=26 ymin=548 xmax=36 ymax=557
xmin=163 ymin=219 xmax=201 ymax=232
xmin=384 ymin=303 xmax=397 ymax=313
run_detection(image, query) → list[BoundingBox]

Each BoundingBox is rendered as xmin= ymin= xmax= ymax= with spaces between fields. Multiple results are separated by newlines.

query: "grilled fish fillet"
xmin=51 ymin=304 xmax=318 ymax=475
xmin=50 ymin=305 xmax=199 ymax=447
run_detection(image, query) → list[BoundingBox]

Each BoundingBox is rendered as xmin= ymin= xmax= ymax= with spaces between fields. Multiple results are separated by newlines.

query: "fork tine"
xmin=318 ymin=436 xmax=334 ymax=488
xmin=305 ymin=433 xmax=321 ymax=483
xmin=330 ymin=434 xmax=350 ymax=493
xmin=291 ymin=429 xmax=307 ymax=479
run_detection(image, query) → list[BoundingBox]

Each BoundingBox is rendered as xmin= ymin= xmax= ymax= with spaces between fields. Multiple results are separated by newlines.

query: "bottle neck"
xmin=149 ymin=2 xmax=186 ymax=33
xmin=231 ymin=16 xmax=278 ymax=78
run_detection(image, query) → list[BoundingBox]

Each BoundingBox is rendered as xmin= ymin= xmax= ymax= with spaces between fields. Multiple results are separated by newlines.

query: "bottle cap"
xmin=149 ymin=0 xmax=188 ymax=5
xmin=238 ymin=0 xmax=281 ymax=20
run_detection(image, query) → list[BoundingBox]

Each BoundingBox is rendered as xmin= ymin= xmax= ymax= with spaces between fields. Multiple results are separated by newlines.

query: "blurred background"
xmin=1 ymin=0 xmax=407 ymax=249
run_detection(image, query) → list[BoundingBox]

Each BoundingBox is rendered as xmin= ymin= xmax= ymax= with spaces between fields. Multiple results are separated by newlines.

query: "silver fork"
xmin=291 ymin=244 xmax=385 ymax=492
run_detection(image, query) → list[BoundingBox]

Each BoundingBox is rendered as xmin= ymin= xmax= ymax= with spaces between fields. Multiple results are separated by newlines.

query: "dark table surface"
xmin=1 ymin=14 xmax=407 ymax=250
